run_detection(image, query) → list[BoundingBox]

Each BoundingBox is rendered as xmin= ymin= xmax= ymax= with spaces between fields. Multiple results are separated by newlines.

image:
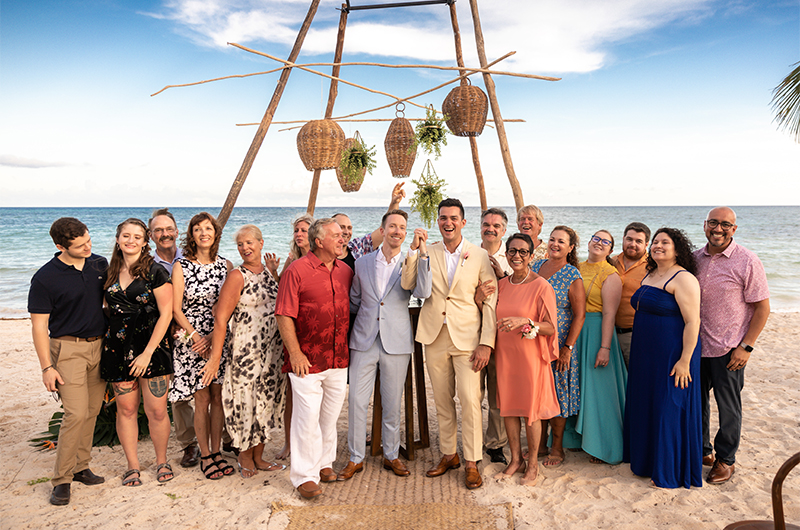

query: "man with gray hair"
xmin=516 ymin=205 xmax=547 ymax=260
xmin=276 ymin=218 xmax=353 ymax=499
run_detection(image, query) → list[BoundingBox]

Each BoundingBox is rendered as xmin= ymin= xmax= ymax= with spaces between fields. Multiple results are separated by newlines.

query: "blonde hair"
xmin=290 ymin=213 xmax=314 ymax=259
xmin=235 ymin=224 xmax=263 ymax=242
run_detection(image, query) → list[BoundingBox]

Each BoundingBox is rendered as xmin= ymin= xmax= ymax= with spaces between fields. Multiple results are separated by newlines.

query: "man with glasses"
xmin=694 ymin=207 xmax=770 ymax=484
xmin=611 ymin=222 xmax=650 ymax=366
xmin=29 ymin=217 xmax=108 ymax=505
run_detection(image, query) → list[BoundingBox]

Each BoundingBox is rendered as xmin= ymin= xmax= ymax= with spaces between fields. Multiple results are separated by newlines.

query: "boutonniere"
xmin=461 ymin=251 xmax=470 ymax=267
xmin=521 ymin=319 xmax=539 ymax=340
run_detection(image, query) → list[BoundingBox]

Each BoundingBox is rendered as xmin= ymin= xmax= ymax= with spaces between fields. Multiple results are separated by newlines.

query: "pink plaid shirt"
xmin=694 ymin=240 xmax=769 ymax=358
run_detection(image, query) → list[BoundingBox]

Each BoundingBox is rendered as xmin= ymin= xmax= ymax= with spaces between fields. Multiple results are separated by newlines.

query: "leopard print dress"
xmin=222 ymin=265 xmax=286 ymax=451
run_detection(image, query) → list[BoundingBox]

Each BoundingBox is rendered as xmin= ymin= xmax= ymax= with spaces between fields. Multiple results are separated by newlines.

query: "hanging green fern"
xmin=411 ymin=105 xmax=449 ymax=159
xmin=410 ymin=159 xmax=447 ymax=229
xmin=339 ymin=131 xmax=377 ymax=185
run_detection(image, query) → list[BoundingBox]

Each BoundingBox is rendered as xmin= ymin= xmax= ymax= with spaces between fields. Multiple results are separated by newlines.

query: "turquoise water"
xmin=1 ymin=205 xmax=797 ymax=318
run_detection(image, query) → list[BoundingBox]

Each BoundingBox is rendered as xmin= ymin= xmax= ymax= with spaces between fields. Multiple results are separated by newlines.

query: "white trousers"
xmin=289 ymin=368 xmax=348 ymax=488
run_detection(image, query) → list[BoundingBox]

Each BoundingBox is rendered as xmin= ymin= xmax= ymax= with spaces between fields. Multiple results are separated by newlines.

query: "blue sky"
xmin=1 ymin=0 xmax=798 ymax=207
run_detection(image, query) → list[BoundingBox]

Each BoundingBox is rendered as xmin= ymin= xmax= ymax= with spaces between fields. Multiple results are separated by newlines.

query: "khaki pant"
xmin=172 ymin=399 xmax=196 ymax=449
xmin=617 ymin=331 xmax=632 ymax=368
xmin=50 ymin=338 xmax=105 ymax=486
xmin=426 ymin=325 xmax=483 ymax=462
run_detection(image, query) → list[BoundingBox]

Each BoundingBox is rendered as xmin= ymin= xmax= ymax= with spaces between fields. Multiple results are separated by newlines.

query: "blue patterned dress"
xmin=531 ymin=259 xmax=582 ymax=419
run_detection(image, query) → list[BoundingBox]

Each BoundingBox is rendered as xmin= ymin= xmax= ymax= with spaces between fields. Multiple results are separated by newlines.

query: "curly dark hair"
xmin=645 ymin=227 xmax=697 ymax=274
xmin=105 ymin=218 xmax=154 ymax=290
xmin=181 ymin=212 xmax=222 ymax=261
xmin=550 ymin=225 xmax=579 ymax=268
xmin=49 ymin=217 xmax=88 ymax=249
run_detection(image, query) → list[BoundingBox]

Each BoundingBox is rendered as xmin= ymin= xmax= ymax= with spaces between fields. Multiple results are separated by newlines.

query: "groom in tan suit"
xmin=402 ymin=198 xmax=497 ymax=489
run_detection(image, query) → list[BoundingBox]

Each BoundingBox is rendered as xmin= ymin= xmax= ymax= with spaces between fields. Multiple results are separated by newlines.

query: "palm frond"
xmin=771 ymin=61 xmax=800 ymax=143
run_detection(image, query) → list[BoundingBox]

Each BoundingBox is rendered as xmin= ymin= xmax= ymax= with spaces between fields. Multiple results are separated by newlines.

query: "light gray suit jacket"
xmin=349 ymin=249 xmax=431 ymax=354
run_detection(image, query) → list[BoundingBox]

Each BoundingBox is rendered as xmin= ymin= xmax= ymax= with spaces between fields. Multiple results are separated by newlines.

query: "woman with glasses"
xmin=574 ymin=230 xmax=627 ymax=465
xmin=491 ymin=233 xmax=560 ymax=486
xmin=101 ymin=218 xmax=174 ymax=486
xmin=530 ymin=226 xmax=586 ymax=467
xmin=623 ymin=227 xmax=702 ymax=488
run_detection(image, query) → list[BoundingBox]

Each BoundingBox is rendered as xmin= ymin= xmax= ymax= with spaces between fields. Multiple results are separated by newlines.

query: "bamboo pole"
xmin=151 ymin=53 xmax=559 ymax=96
xmin=217 ymin=0 xmax=321 ymax=228
xmin=468 ymin=0 xmax=524 ymax=211
xmin=230 ymin=43 xmax=429 ymax=112
xmin=306 ymin=5 xmax=348 ymax=215
xmin=449 ymin=1 xmax=487 ymax=211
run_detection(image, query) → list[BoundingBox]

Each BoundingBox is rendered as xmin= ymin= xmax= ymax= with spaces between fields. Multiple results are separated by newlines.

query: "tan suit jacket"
xmin=402 ymin=239 xmax=497 ymax=352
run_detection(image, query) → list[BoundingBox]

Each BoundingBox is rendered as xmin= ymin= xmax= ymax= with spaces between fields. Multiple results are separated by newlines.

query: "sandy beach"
xmin=1 ymin=314 xmax=798 ymax=529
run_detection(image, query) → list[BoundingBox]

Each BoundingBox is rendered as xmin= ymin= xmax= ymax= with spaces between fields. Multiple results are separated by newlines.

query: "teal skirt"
xmin=574 ymin=312 xmax=628 ymax=464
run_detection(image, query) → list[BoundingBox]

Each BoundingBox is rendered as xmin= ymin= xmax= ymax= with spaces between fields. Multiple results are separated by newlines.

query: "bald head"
xmin=707 ymin=206 xmax=736 ymax=224
xmin=704 ymin=206 xmax=738 ymax=254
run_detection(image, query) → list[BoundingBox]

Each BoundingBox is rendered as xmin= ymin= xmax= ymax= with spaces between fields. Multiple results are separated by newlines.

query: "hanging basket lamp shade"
xmin=442 ymin=79 xmax=488 ymax=137
xmin=336 ymin=136 xmax=367 ymax=193
xmin=296 ymin=119 xmax=346 ymax=171
xmin=384 ymin=103 xmax=416 ymax=178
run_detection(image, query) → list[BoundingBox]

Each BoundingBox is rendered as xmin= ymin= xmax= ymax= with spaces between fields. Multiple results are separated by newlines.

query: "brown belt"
xmin=52 ymin=335 xmax=104 ymax=342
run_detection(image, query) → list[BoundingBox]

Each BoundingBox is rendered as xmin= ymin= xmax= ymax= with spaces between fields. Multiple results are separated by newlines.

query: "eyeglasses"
xmin=151 ymin=227 xmax=176 ymax=235
xmin=705 ymin=219 xmax=735 ymax=231
xmin=591 ymin=235 xmax=612 ymax=246
xmin=506 ymin=248 xmax=530 ymax=257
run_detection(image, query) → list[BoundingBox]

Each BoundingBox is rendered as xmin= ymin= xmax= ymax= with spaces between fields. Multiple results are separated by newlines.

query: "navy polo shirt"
xmin=28 ymin=253 xmax=108 ymax=338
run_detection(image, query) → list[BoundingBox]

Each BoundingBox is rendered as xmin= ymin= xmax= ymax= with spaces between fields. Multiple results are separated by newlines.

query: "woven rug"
xmin=272 ymin=501 xmax=514 ymax=530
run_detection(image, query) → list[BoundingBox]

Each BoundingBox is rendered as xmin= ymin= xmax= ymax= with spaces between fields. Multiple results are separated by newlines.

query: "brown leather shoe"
xmin=319 ymin=467 xmax=337 ymax=483
xmin=426 ymin=454 xmax=460 ymax=477
xmin=297 ymin=481 xmax=322 ymax=499
xmin=707 ymin=460 xmax=735 ymax=484
xmin=180 ymin=443 xmax=200 ymax=468
xmin=465 ymin=466 xmax=483 ymax=489
xmin=383 ymin=458 xmax=410 ymax=477
xmin=702 ymin=454 xmax=715 ymax=467
xmin=337 ymin=461 xmax=364 ymax=481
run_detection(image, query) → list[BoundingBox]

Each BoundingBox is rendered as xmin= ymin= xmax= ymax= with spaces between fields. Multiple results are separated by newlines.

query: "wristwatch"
xmin=739 ymin=341 xmax=754 ymax=353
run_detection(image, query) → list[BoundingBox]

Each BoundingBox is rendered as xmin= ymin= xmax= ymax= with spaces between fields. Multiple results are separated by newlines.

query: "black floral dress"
xmin=169 ymin=256 xmax=230 ymax=402
xmin=101 ymin=262 xmax=173 ymax=381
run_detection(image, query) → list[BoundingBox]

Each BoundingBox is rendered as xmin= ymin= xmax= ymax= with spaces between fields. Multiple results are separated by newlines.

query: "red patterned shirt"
xmin=276 ymin=251 xmax=354 ymax=374
xmin=694 ymin=240 xmax=769 ymax=358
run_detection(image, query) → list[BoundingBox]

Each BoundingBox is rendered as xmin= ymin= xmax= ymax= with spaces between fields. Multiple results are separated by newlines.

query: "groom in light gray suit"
xmin=337 ymin=209 xmax=431 ymax=480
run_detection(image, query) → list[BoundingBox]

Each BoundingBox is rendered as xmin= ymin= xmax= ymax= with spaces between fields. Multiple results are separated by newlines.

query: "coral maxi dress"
xmin=495 ymin=276 xmax=561 ymax=423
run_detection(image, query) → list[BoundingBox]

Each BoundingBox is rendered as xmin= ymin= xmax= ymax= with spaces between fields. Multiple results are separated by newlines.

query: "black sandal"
xmin=209 ymin=452 xmax=235 ymax=476
xmin=200 ymin=455 xmax=223 ymax=480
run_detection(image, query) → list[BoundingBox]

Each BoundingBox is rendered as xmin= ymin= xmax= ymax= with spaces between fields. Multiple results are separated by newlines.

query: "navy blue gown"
xmin=622 ymin=271 xmax=702 ymax=488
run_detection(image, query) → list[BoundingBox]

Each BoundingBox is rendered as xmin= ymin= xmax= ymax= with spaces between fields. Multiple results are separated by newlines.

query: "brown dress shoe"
xmin=319 ymin=467 xmax=337 ymax=483
xmin=465 ymin=466 xmax=483 ymax=489
xmin=180 ymin=443 xmax=201 ymax=468
xmin=383 ymin=458 xmax=410 ymax=477
xmin=49 ymin=484 xmax=70 ymax=506
xmin=337 ymin=461 xmax=364 ymax=481
xmin=702 ymin=454 xmax=715 ymax=467
xmin=707 ymin=461 xmax=735 ymax=484
xmin=426 ymin=454 xmax=461 ymax=477
xmin=297 ymin=481 xmax=322 ymax=499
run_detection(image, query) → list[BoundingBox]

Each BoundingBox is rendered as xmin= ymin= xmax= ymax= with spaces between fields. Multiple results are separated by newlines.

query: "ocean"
xmin=1 ymin=205 xmax=797 ymax=318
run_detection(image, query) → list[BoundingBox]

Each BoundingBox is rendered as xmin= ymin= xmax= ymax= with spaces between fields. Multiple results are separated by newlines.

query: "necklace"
xmin=509 ymin=270 xmax=530 ymax=285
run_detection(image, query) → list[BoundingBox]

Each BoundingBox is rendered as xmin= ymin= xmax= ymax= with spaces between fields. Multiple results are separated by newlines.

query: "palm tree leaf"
xmin=771 ymin=61 xmax=800 ymax=142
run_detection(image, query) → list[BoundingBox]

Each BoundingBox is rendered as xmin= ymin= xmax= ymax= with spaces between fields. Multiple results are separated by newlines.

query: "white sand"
xmin=1 ymin=314 xmax=798 ymax=529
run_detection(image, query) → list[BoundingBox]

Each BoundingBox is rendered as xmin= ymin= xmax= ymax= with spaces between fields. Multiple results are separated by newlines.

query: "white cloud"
xmin=0 ymin=155 xmax=69 ymax=169
xmin=148 ymin=0 xmax=717 ymax=73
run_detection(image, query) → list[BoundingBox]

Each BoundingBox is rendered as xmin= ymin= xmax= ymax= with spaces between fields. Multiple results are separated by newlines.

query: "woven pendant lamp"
xmin=442 ymin=79 xmax=488 ymax=137
xmin=296 ymin=119 xmax=345 ymax=171
xmin=384 ymin=103 xmax=416 ymax=178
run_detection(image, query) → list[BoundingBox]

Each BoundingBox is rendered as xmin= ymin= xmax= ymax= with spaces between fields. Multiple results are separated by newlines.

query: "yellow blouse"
xmin=578 ymin=260 xmax=618 ymax=313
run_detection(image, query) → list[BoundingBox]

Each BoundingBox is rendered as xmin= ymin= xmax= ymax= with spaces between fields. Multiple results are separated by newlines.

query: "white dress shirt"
xmin=375 ymin=247 xmax=401 ymax=298
xmin=443 ymin=238 xmax=465 ymax=287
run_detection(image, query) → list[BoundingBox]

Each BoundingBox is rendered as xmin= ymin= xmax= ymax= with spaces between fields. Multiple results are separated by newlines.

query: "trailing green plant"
xmin=409 ymin=159 xmax=447 ymax=229
xmin=338 ymin=131 xmax=377 ymax=185
xmin=411 ymin=105 xmax=448 ymax=159
xmin=29 ymin=383 xmax=167 ymax=450
xmin=27 ymin=477 xmax=51 ymax=485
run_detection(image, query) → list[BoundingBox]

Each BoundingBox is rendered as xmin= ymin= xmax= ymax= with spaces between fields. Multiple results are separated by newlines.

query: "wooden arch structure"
xmin=153 ymin=0 xmax=560 ymax=227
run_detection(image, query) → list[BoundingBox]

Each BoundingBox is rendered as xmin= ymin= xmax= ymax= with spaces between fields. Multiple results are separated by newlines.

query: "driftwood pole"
xmin=448 ymin=2 xmax=487 ymax=211
xmin=467 ymin=0 xmax=524 ymax=210
xmin=307 ymin=5 xmax=349 ymax=215
xmin=217 ymin=0 xmax=321 ymax=228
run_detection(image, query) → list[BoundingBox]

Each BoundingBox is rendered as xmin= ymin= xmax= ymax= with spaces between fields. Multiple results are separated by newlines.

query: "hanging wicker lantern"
xmin=442 ymin=80 xmax=488 ymax=137
xmin=384 ymin=103 xmax=416 ymax=178
xmin=296 ymin=119 xmax=345 ymax=171
xmin=336 ymin=137 xmax=367 ymax=193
